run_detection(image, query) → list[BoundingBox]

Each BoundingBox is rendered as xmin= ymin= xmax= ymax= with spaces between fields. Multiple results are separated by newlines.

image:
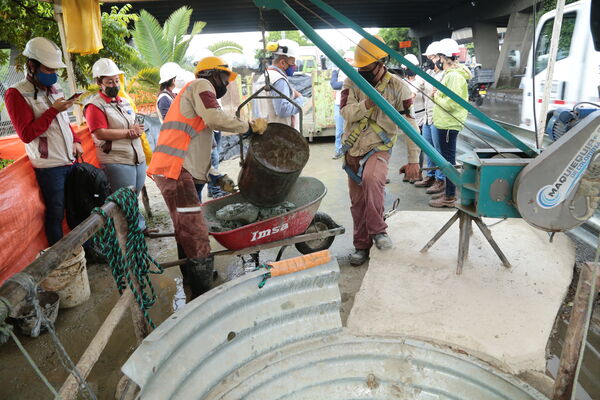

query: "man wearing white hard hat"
xmin=157 ymin=62 xmax=182 ymax=122
xmin=256 ymin=39 xmax=305 ymax=130
xmin=330 ymin=51 xmax=354 ymax=159
xmin=414 ymin=42 xmax=446 ymax=193
xmin=83 ymin=58 xmax=148 ymax=228
xmin=5 ymin=37 xmax=84 ymax=245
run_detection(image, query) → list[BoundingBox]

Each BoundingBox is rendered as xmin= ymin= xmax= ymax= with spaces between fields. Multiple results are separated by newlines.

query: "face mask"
xmin=358 ymin=69 xmax=377 ymax=86
xmin=435 ymin=60 xmax=444 ymax=70
xmin=36 ymin=71 xmax=57 ymax=87
xmin=104 ymin=86 xmax=120 ymax=98
xmin=211 ymin=72 xmax=229 ymax=99
xmin=285 ymin=64 xmax=296 ymax=77
xmin=423 ymin=59 xmax=435 ymax=70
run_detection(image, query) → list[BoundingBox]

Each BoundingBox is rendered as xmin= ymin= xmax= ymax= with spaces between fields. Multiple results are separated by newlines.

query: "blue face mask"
xmin=285 ymin=64 xmax=296 ymax=77
xmin=36 ymin=71 xmax=58 ymax=87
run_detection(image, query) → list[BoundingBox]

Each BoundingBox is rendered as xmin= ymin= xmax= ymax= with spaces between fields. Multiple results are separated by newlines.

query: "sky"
xmin=186 ymin=28 xmax=380 ymax=66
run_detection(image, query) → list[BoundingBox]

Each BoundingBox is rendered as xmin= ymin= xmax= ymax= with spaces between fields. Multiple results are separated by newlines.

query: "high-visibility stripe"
xmin=160 ymin=121 xmax=199 ymax=138
xmin=154 ymin=144 xmax=186 ymax=158
xmin=176 ymin=206 xmax=203 ymax=213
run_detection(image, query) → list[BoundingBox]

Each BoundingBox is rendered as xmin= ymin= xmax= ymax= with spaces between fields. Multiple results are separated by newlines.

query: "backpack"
xmin=66 ymin=162 xmax=110 ymax=229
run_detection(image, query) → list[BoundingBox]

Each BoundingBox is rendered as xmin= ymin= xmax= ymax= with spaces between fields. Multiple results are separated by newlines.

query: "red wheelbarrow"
xmin=155 ymin=177 xmax=344 ymax=268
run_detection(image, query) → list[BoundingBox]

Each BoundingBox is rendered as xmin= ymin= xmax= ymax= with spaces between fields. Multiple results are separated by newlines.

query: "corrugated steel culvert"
xmin=122 ymin=259 xmax=548 ymax=400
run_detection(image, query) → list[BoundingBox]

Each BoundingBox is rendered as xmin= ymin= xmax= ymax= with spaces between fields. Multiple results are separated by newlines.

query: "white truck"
xmin=520 ymin=0 xmax=600 ymax=130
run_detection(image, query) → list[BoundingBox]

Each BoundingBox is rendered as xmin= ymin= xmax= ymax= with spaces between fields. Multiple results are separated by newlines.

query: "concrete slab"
xmin=347 ymin=210 xmax=575 ymax=374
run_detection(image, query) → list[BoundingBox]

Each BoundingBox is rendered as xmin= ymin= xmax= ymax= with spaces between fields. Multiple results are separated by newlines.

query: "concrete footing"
xmin=347 ymin=211 xmax=575 ymax=374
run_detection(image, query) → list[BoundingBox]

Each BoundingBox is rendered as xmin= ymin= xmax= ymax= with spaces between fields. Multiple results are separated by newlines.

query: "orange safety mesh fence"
xmin=0 ymin=125 xmax=98 ymax=285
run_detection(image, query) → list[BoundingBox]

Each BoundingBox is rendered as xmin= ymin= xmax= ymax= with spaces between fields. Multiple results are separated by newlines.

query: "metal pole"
xmin=536 ymin=0 xmax=566 ymax=149
xmin=293 ymin=0 xmax=538 ymax=158
xmin=254 ymin=0 xmax=463 ymax=185
xmin=53 ymin=0 xmax=83 ymax=125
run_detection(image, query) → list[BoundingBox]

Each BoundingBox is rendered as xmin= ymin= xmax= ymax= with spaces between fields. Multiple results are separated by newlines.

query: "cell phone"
xmin=135 ymin=114 xmax=145 ymax=125
xmin=67 ymin=92 xmax=83 ymax=101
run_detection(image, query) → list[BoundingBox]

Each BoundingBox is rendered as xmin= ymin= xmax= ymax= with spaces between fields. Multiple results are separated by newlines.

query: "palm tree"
xmin=208 ymin=41 xmax=244 ymax=57
xmin=130 ymin=6 xmax=205 ymax=89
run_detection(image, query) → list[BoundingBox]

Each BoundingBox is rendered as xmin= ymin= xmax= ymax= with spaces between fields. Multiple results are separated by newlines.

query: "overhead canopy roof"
xmin=103 ymin=0 xmax=468 ymax=34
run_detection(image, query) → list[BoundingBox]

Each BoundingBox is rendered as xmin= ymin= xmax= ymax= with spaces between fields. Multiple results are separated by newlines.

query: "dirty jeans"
xmin=103 ymin=163 xmax=147 ymax=230
xmin=34 ymin=165 xmax=73 ymax=245
xmin=154 ymin=169 xmax=211 ymax=259
xmin=437 ymin=129 xmax=459 ymax=198
xmin=422 ymin=123 xmax=445 ymax=181
xmin=346 ymin=151 xmax=390 ymax=250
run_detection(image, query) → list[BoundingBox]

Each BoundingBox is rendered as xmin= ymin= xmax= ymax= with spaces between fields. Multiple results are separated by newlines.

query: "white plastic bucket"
xmin=40 ymin=246 xmax=90 ymax=308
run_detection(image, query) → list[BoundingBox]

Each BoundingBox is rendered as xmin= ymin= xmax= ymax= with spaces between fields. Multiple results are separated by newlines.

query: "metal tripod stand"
xmin=420 ymin=210 xmax=512 ymax=275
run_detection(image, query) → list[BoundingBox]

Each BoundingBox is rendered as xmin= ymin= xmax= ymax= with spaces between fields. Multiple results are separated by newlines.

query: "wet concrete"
xmin=1 ymin=128 xmax=598 ymax=399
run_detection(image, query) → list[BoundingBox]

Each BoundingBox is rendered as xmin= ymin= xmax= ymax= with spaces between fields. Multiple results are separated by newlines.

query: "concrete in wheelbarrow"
xmin=347 ymin=210 xmax=575 ymax=375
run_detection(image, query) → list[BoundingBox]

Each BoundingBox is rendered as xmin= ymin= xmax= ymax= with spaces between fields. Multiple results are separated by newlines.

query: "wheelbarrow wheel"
xmin=295 ymin=212 xmax=337 ymax=254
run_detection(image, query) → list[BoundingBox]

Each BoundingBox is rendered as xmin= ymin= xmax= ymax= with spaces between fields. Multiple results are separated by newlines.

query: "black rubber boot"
xmin=186 ymin=255 xmax=215 ymax=300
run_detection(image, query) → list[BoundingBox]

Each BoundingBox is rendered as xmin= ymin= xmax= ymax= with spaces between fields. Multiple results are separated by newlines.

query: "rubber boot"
xmin=186 ymin=255 xmax=215 ymax=300
xmin=177 ymin=244 xmax=193 ymax=301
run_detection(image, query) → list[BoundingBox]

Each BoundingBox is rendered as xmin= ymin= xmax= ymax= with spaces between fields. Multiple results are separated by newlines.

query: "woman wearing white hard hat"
xmin=5 ymin=37 xmax=84 ymax=245
xmin=156 ymin=62 xmax=181 ymax=122
xmin=429 ymin=38 xmax=471 ymax=208
xmin=83 ymin=58 xmax=148 ymax=229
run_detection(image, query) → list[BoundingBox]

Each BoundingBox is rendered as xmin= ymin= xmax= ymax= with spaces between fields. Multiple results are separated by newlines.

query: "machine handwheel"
xmin=295 ymin=212 xmax=337 ymax=254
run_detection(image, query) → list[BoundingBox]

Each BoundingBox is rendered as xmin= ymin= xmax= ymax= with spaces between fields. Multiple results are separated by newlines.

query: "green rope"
xmin=256 ymin=263 xmax=272 ymax=289
xmin=92 ymin=188 xmax=163 ymax=328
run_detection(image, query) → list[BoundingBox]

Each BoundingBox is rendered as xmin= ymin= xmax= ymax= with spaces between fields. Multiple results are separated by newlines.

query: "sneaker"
xmin=350 ymin=249 xmax=369 ymax=266
xmin=373 ymin=233 xmax=393 ymax=250
xmin=425 ymin=180 xmax=445 ymax=194
xmin=332 ymin=152 xmax=343 ymax=160
xmin=429 ymin=196 xmax=456 ymax=208
xmin=414 ymin=176 xmax=435 ymax=188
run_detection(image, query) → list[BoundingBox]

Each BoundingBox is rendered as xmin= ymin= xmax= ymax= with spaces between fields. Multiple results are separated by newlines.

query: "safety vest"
xmin=341 ymin=72 xmax=397 ymax=184
xmin=147 ymin=81 xmax=206 ymax=180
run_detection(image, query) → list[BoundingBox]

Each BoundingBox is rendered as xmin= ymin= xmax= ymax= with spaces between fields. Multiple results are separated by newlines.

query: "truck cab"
xmin=520 ymin=0 xmax=600 ymax=130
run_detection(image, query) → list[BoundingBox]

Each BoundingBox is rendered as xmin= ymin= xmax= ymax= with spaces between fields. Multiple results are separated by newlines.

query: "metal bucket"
xmin=238 ymin=123 xmax=309 ymax=207
xmin=40 ymin=246 xmax=90 ymax=309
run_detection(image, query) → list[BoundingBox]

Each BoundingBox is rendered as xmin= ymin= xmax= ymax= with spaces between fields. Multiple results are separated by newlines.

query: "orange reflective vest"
xmin=147 ymin=82 xmax=206 ymax=179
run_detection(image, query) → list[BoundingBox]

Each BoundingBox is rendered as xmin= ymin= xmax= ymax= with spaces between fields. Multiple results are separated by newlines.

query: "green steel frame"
xmin=254 ymin=0 xmax=539 ymax=189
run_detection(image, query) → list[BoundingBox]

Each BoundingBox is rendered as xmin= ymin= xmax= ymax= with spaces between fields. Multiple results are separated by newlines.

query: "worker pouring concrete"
xmin=147 ymin=56 xmax=268 ymax=299
xmin=255 ymin=39 xmax=305 ymax=130
xmin=340 ymin=35 xmax=420 ymax=266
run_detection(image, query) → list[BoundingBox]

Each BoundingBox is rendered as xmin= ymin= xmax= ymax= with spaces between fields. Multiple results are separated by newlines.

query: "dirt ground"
xmin=0 ymin=136 xmax=598 ymax=399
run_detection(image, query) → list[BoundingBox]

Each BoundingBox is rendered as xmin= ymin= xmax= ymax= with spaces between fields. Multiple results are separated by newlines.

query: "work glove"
xmin=249 ymin=118 xmax=268 ymax=135
xmin=399 ymin=163 xmax=421 ymax=183
xmin=217 ymin=174 xmax=236 ymax=193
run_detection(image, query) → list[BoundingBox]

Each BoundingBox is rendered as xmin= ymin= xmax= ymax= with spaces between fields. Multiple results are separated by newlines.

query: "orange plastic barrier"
xmin=0 ymin=125 xmax=97 ymax=285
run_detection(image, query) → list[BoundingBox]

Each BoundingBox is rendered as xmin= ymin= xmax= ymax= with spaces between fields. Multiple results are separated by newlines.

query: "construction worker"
xmin=414 ymin=42 xmax=446 ymax=194
xmin=256 ymin=39 xmax=305 ymax=130
xmin=330 ymin=51 xmax=354 ymax=159
xmin=4 ymin=37 xmax=83 ymax=245
xmin=147 ymin=56 xmax=267 ymax=299
xmin=429 ymin=38 xmax=470 ymax=208
xmin=156 ymin=62 xmax=182 ymax=122
xmin=340 ymin=36 xmax=420 ymax=266
xmin=84 ymin=58 xmax=148 ymax=230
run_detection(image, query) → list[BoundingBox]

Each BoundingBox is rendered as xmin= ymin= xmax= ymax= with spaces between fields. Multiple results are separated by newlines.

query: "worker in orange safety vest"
xmin=148 ymin=56 xmax=267 ymax=299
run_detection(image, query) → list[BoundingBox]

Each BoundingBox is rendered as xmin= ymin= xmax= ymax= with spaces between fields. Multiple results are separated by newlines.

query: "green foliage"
xmin=377 ymin=27 xmax=420 ymax=63
xmin=540 ymin=0 xmax=579 ymax=13
xmin=0 ymin=159 xmax=14 ymax=170
xmin=209 ymin=41 xmax=244 ymax=56
xmin=266 ymin=31 xmax=312 ymax=46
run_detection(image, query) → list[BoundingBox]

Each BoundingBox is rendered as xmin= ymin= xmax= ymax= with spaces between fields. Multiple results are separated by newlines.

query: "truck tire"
xmin=295 ymin=212 xmax=337 ymax=254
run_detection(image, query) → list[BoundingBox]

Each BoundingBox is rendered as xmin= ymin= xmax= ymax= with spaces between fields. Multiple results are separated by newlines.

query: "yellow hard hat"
xmin=194 ymin=56 xmax=238 ymax=81
xmin=353 ymin=35 xmax=388 ymax=68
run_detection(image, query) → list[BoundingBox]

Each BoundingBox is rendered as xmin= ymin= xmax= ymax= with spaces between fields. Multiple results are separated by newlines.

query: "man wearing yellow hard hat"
xmin=147 ymin=55 xmax=267 ymax=299
xmin=339 ymin=35 xmax=420 ymax=266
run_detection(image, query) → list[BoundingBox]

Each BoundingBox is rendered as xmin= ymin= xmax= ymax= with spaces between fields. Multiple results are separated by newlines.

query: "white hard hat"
xmin=343 ymin=51 xmax=354 ymax=61
xmin=92 ymin=58 xmax=124 ymax=78
xmin=174 ymin=70 xmax=196 ymax=93
xmin=273 ymin=39 xmax=299 ymax=59
xmin=422 ymin=41 xmax=440 ymax=56
xmin=159 ymin=62 xmax=181 ymax=84
xmin=22 ymin=37 xmax=66 ymax=69
xmin=438 ymin=38 xmax=460 ymax=57
xmin=402 ymin=54 xmax=419 ymax=67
